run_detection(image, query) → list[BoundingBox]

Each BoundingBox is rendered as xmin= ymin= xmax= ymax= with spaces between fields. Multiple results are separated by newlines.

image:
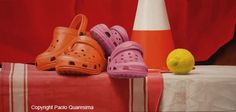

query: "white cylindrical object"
xmin=133 ymin=0 xmax=170 ymax=30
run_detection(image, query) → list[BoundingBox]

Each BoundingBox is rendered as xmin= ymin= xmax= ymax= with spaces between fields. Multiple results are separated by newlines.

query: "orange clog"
xmin=35 ymin=14 xmax=88 ymax=70
xmin=55 ymin=35 xmax=106 ymax=75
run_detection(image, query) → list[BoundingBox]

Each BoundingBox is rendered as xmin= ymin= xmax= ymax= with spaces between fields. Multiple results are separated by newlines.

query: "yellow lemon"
xmin=167 ymin=48 xmax=195 ymax=74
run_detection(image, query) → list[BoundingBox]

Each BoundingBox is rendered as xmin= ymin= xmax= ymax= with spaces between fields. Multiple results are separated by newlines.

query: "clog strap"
xmin=110 ymin=41 xmax=143 ymax=60
xmin=69 ymin=14 xmax=88 ymax=35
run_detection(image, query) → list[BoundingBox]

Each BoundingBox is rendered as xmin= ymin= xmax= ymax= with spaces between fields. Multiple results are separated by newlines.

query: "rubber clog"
xmin=90 ymin=24 xmax=129 ymax=57
xmin=55 ymin=35 xmax=106 ymax=75
xmin=107 ymin=41 xmax=148 ymax=78
xmin=35 ymin=14 xmax=88 ymax=70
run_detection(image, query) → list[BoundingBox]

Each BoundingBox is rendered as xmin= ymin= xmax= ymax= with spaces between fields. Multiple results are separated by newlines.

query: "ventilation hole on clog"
xmin=69 ymin=61 xmax=75 ymax=65
xmin=121 ymin=54 xmax=124 ymax=57
xmin=50 ymin=57 xmax=56 ymax=61
xmin=121 ymin=58 xmax=124 ymax=60
xmin=56 ymin=40 xmax=59 ymax=42
xmin=82 ymin=64 xmax=88 ymax=68
xmin=123 ymin=66 xmax=129 ymax=70
xmin=115 ymin=32 xmax=117 ymax=35
xmin=135 ymin=54 xmax=138 ymax=57
xmin=113 ymin=67 xmax=117 ymax=70
xmin=109 ymin=67 xmax=111 ymax=70
xmin=113 ymin=42 xmax=118 ymax=46
xmin=93 ymin=55 xmax=95 ymax=58
xmin=128 ymin=52 xmax=131 ymax=55
xmin=74 ymin=52 xmax=78 ymax=54
xmin=81 ymin=49 xmax=84 ymax=52
xmin=83 ymin=54 xmax=86 ymax=56
xmin=79 ymin=32 xmax=84 ymax=36
xmin=119 ymin=38 xmax=121 ymax=40
xmin=105 ymin=32 xmax=111 ymax=37
xmin=129 ymin=56 xmax=132 ymax=58
xmin=94 ymin=65 xmax=97 ymax=69
xmin=98 ymin=64 xmax=101 ymax=67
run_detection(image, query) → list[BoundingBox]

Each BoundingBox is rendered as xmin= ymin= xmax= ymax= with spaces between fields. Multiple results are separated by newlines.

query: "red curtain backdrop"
xmin=165 ymin=0 xmax=236 ymax=61
xmin=0 ymin=0 xmax=235 ymax=63
xmin=0 ymin=0 xmax=76 ymax=63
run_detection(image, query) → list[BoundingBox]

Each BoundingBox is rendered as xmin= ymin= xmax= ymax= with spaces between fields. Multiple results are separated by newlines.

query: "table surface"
xmin=1 ymin=65 xmax=236 ymax=111
xmin=160 ymin=65 xmax=236 ymax=111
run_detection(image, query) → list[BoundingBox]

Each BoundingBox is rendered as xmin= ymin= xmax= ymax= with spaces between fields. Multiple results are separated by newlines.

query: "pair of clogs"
xmin=36 ymin=14 xmax=105 ymax=75
xmin=90 ymin=24 xmax=148 ymax=78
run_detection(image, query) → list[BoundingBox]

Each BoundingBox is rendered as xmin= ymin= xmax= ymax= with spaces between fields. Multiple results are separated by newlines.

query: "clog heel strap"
xmin=69 ymin=14 xmax=88 ymax=35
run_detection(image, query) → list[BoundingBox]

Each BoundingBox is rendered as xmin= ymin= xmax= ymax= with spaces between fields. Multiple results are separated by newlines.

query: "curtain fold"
xmin=0 ymin=0 xmax=76 ymax=63
xmin=0 ymin=0 xmax=235 ymax=63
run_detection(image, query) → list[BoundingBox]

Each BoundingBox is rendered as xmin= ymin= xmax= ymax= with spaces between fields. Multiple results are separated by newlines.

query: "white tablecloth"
xmin=160 ymin=65 xmax=236 ymax=111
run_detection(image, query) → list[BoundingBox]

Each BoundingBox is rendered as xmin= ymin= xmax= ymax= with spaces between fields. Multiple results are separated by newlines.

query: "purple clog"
xmin=110 ymin=25 xmax=129 ymax=45
xmin=107 ymin=41 xmax=148 ymax=78
xmin=90 ymin=24 xmax=129 ymax=56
